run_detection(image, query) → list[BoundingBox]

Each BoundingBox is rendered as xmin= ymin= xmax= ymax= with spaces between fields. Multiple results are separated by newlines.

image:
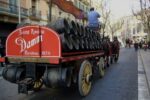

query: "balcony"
xmin=0 ymin=1 xmax=28 ymax=17
xmin=29 ymin=8 xmax=41 ymax=20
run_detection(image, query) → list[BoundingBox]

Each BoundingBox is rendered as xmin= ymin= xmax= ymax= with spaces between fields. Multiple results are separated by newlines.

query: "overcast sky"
xmin=109 ymin=0 xmax=140 ymax=20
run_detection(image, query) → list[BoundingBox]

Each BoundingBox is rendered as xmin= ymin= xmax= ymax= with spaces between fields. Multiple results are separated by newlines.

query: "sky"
xmin=109 ymin=0 xmax=140 ymax=20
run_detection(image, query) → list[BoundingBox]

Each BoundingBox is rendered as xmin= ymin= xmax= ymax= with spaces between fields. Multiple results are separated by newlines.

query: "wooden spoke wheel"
xmin=32 ymin=79 xmax=43 ymax=91
xmin=78 ymin=60 xmax=92 ymax=96
xmin=98 ymin=57 xmax=105 ymax=78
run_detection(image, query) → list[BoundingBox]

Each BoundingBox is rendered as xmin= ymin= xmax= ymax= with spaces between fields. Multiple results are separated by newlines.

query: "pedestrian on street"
xmin=139 ymin=41 xmax=142 ymax=49
xmin=134 ymin=41 xmax=138 ymax=51
xmin=87 ymin=7 xmax=101 ymax=31
xmin=148 ymin=41 xmax=150 ymax=49
xmin=143 ymin=41 xmax=148 ymax=51
xmin=125 ymin=38 xmax=131 ymax=48
xmin=125 ymin=39 xmax=128 ymax=48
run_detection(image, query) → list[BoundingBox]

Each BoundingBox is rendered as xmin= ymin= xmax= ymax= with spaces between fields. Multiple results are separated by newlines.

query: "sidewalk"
xmin=139 ymin=49 xmax=150 ymax=99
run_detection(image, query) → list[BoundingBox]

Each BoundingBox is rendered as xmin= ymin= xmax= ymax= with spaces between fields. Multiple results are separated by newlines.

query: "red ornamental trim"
xmin=52 ymin=0 xmax=84 ymax=19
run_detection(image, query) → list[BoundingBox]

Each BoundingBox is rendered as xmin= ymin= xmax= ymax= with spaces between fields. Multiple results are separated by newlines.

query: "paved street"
xmin=0 ymin=48 xmax=139 ymax=100
xmin=1 ymin=0 xmax=150 ymax=99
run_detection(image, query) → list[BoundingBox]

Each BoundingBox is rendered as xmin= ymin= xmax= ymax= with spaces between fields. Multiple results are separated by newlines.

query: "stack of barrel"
xmin=47 ymin=18 xmax=102 ymax=52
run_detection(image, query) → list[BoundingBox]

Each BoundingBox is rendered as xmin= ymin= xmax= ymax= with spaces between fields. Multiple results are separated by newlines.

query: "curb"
xmin=138 ymin=50 xmax=150 ymax=100
xmin=140 ymin=51 xmax=150 ymax=93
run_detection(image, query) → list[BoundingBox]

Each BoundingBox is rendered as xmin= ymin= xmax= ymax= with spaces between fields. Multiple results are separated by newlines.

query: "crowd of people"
xmin=134 ymin=40 xmax=150 ymax=51
xmin=125 ymin=38 xmax=150 ymax=51
xmin=125 ymin=38 xmax=132 ymax=48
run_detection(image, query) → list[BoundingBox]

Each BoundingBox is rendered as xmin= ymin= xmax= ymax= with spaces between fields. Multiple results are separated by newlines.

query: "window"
xmin=137 ymin=23 xmax=142 ymax=33
xmin=9 ymin=0 xmax=17 ymax=13
xmin=9 ymin=0 xmax=17 ymax=5
xmin=133 ymin=28 xmax=135 ymax=34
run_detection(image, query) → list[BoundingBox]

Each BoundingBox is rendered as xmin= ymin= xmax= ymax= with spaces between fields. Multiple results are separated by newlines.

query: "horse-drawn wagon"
xmin=1 ymin=19 xmax=119 ymax=96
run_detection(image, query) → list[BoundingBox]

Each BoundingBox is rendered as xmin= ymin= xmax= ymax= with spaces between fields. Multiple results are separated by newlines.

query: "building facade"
xmin=0 ymin=0 xmax=93 ymax=44
xmin=0 ymin=0 xmax=28 ymax=44
xmin=126 ymin=16 xmax=147 ymax=42
xmin=118 ymin=16 xmax=147 ymax=43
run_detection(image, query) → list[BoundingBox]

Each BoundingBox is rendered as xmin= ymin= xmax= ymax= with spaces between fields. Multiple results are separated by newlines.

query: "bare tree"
xmin=108 ymin=20 xmax=124 ymax=39
xmin=99 ymin=0 xmax=111 ymax=37
xmin=133 ymin=0 xmax=150 ymax=39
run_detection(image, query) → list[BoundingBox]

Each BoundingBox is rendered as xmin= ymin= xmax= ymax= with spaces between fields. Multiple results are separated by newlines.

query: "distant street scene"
xmin=0 ymin=0 xmax=150 ymax=100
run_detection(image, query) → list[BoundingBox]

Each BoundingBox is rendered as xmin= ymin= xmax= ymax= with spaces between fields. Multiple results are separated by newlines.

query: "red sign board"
xmin=6 ymin=26 xmax=61 ymax=58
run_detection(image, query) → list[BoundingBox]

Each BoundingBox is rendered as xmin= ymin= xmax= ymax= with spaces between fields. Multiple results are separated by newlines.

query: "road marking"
xmin=138 ymin=51 xmax=150 ymax=100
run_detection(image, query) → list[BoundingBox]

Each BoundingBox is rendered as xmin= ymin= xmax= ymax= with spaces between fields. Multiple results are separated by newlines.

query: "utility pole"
xmin=18 ymin=0 xmax=21 ymax=23
xmin=49 ymin=0 xmax=52 ymax=22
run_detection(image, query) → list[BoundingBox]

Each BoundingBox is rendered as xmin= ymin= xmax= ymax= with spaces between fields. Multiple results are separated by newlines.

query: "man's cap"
xmin=90 ymin=7 xmax=94 ymax=11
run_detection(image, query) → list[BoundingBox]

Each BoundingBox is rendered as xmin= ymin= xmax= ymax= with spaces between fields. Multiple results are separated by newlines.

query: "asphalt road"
xmin=0 ymin=48 xmax=138 ymax=100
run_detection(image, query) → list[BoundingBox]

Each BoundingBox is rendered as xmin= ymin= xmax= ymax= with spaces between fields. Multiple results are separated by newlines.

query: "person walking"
xmin=143 ymin=41 xmax=148 ymax=51
xmin=134 ymin=41 xmax=139 ymax=51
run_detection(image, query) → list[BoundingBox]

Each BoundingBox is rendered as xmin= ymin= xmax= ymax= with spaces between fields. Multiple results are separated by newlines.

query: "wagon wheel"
xmin=32 ymin=79 xmax=43 ymax=91
xmin=78 ymin=60 xmax=92 ymax=96
xmin=98 ymin=57 xmax=105 ymax=78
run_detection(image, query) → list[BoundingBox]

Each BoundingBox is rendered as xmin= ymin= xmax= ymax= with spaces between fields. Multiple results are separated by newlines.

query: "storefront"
xmin=0 ymin=21 xmax=17 ymax=45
